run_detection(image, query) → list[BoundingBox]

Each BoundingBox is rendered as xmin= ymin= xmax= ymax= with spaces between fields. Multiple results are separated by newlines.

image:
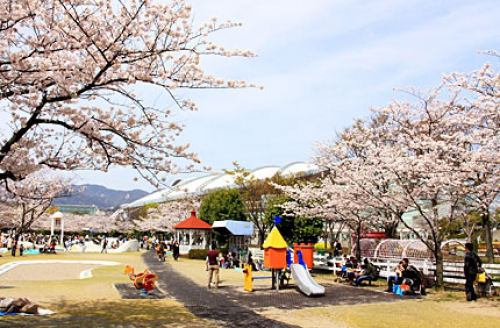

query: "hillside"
xmin=53 ymin=184 xmax=150 ymax=210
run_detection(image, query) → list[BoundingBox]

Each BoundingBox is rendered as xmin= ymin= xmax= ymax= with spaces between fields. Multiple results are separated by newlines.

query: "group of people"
xmin=385 ymin=258 xmax=427 ymax=295
xmin=217 ymin=251 xmax=245 ymax=269
xmin=341 ymin=256 xmax=379 ymax=286
xmin=150 ymin=239 xmax=179 ymax=261
xmin=205 ymin=246 xmax=258 ymax=288
xmin=384 ymin=242 xmax=485 ymax=300
xmin=1 ymin=232 xmax=58 ymax=256
xmin=340 ymin=254 xmax=425 ymax=294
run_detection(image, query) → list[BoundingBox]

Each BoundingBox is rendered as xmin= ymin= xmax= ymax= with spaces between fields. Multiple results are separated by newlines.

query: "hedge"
xmin=187 ymin=248 xmax=230 ymax=259
xmin=188 ymin=249 xmax=208 ymax=259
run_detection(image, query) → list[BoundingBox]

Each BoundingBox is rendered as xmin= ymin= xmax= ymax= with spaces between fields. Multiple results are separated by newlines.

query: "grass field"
xmin=0 ymin=251 xmax=218 ymax=327
xmin=1 ymin=251 xmax=500 ymax=327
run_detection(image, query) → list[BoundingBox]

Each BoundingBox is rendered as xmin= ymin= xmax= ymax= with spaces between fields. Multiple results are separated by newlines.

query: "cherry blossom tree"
xmin=0 ymin=170 xmax=71 ymax=243
xmin=313 ymin=117 xmax=403 ymax=239
xmin=280 ymin=56 xmax=500 ymax=289
xmin=132 ymin=195 xmax=201 ymax=232
xmin=0 ymin=0 xmax=255 ymax=186
xmin=442 ymin=62 xmax=500 ymax=262
xmin=31 ymin=211 xmax=132 ymax=234
xmin=0 ymin=202 xmax=17 ymax=229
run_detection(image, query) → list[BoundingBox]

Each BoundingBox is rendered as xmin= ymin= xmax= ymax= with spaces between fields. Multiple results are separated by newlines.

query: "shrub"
xmin=188 ymin=249 xmax=208 ymax=259
xmin=314 ymin=242 xmax=331 ymax=250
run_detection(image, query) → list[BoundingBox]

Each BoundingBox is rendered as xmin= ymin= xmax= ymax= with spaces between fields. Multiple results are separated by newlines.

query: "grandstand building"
xmin=125 ymin=162 xmax=323 ymax=210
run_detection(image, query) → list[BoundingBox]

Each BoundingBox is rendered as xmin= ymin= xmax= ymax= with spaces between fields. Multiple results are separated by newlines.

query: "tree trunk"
xmin=355 ymin=223 xmax=362 ymax=262
xmin=482 ymin=212 xmax=494 ymax=263
xmin=434 ymin=248 xmax=444 ymax=292
xmin=323 ymin=228 xmax=329 ymax=250
xmin=258 ymin=230 xmax=265 ymax=249
xmin=384 ymin=224 xmax=397 ymax=239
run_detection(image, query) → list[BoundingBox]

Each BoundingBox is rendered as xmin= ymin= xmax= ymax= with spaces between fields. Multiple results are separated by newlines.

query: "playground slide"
xmin=108 ymin=240 xmax=139 ymax=253
xmin=68 ymin=240 xmax=139 ymax=253
xmin=290 ymin=263 xmax=325 ymax=297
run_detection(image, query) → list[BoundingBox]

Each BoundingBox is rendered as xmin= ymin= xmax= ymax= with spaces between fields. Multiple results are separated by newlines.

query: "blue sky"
xmin=75 ymin=0 xmax=500 ymax=191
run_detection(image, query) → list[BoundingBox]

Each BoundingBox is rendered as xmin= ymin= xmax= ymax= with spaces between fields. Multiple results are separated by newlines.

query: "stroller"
xmin=476 ymin=268 xmax=497 ymax=298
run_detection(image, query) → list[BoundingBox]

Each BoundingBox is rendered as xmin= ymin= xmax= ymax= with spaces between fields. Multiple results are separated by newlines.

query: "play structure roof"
xmin=173 ymin=210 xmax=212 ymax=230
xmin=211 ymin=220 xmax=254 ymax=236
xmin=263 ymin=227 xmax=287 ymax=249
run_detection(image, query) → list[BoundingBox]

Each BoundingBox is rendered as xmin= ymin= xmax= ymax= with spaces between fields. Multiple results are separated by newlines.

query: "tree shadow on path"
xmin=143 ymin=251 xmax=405 ymax=327
xmin=142 ymin=251 xmax=299 ymax=328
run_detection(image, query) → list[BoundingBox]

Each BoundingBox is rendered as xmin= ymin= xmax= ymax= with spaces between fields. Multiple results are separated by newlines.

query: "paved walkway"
xmin=142 ymin=251 xmax=300 ymax=328
xmin=142 ymin=251 xmax=404 ymax=327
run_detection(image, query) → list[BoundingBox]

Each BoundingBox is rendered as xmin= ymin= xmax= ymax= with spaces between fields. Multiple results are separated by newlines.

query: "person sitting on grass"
xmin=232 ymin=252 xmax=240 ymax=268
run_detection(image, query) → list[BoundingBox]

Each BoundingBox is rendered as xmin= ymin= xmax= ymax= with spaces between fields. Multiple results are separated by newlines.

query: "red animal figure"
xmin=124 ymin=265 xmax=158 ymax=294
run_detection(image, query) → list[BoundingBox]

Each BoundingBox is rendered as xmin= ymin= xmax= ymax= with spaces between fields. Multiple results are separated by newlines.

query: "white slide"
xmin=108 ymin=239 xmax=139 ymax=253
xmin=290 ymin=264 xmax=325 ymax=296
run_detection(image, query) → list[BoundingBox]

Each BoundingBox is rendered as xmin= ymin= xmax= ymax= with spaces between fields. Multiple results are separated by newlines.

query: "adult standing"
xmin=157 ymin=241 xmax=166 ymax=262
xmin=173 ymin=241 xmax=180 ymax=261
xmin=11 ymin=238 xmax=16 ymax=257
xmin=464 ymin=242 xmax=481 ymax=301
xmin=64 ymin=237 xmax=71 ymax=252
xmin=206 ymin=245 xmax=220 ymax=288
xmin=101 ymin=236 xmax=108 ymax=253
xmin=334 ymin=240 xmax=342 ymax=257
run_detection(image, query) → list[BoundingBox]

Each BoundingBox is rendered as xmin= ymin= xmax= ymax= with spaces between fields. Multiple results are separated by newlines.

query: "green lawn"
xmin=1 ymin=251 xmax=499 ymax=328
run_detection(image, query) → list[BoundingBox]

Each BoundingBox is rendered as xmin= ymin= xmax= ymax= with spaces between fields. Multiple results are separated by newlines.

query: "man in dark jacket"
xmin=206 ymin=245 xmax=220 ymax=288
xmin=464 ymin=242 xmax=481 ymax=301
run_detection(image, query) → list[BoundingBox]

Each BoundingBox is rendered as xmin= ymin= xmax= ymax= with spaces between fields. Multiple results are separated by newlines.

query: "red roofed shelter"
xmin=173 ymin=209 xmax=212 ymax=255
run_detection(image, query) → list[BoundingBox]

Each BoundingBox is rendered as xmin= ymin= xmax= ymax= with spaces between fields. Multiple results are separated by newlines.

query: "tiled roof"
xmin=173 ymin=209 xmax=212 ymax=230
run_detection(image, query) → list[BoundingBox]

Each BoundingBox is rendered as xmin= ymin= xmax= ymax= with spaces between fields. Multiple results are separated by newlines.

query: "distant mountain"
xmin=53 ymin=184 xmax=150 ymax=210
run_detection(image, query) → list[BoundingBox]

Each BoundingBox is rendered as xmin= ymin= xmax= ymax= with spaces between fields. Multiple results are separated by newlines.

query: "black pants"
xmin=465 ymin=275 xmax=477 ymax=301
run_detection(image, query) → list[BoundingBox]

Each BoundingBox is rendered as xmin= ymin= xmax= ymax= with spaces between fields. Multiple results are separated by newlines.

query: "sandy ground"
xmin=0 ymin=263 xmax=102 ymax=281
xmin=0 ymin=252 xmax=145 ymax=302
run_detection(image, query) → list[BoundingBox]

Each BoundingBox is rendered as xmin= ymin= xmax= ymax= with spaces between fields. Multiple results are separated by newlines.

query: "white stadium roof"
xmin=126 ymin=162 xmax=323 ymax=208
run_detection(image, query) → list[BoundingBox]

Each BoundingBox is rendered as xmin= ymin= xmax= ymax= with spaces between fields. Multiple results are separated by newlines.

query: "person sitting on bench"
xmin=349 ymin=258 xmax=376 ymax=286
xmin=386 ymin=261 xmax=404 ymax=292
xmin=388 ymin=258 xmax=426 ymax=295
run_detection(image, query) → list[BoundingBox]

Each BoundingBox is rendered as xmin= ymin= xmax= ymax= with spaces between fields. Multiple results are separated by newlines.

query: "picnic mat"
xmin=0 ymin=308 xmax=56 ymax=316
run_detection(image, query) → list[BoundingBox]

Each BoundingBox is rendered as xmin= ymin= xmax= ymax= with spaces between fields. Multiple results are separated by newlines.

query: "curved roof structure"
xmin=126 ymin=162 xmax=323 ymax=208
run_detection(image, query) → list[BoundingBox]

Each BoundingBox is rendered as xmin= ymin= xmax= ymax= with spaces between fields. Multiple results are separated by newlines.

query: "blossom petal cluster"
xmin=0 ymin=0 xmax=256 ymax=187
